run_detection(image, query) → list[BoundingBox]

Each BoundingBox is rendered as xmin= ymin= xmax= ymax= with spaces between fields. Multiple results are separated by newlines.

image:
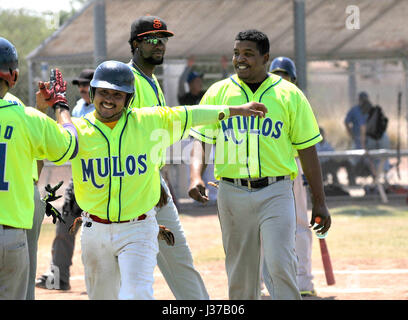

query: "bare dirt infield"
xmin=34 ymin=199 xmax=408 ymax=301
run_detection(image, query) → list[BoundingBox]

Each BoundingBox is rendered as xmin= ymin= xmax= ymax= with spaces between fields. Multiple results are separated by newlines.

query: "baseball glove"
xmin=42 ymin=181 xmax=65 ymax=224
xmin=69 ymin=217 xmax=83 ymax=235
xmin=158 ymin=225 xmax=175 ymax=246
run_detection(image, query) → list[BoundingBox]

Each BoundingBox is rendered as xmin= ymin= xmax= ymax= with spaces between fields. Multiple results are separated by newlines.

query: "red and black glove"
xmin=38 ymin=68 xmax=69 ymax=110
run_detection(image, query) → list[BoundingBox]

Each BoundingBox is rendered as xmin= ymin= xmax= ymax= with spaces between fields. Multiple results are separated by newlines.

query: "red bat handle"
xmin=319 ymin=238 xmax=335 ymax=285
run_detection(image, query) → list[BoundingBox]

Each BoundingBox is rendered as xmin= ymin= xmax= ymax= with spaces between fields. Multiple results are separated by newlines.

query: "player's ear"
xmin=263 ymin=53 xmax=270 ymax=65
xmin=133 ymin=40 xmax=140 ymax=53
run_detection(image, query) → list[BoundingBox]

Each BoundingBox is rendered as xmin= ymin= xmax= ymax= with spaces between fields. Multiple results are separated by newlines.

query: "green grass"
xmin=319 ymin=205 xmax=408 ymax=260
xmin=193 ymin=205 xmax=408 ymax=264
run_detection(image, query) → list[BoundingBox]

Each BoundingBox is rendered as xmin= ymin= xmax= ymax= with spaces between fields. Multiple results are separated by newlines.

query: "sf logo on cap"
xmin=153 ymin=19 xmax=162 ymax=29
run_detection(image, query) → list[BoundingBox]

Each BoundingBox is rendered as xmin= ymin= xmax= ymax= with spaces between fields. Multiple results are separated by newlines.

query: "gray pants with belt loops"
xmin=217 ymin=178 xmax=301 ymax=300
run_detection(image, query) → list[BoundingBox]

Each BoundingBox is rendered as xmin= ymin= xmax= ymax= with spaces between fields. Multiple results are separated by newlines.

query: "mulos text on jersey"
xmin=221 ymin=116 xmax=283 ymax=144
xmin=81 ymin=154 xmax=147 ymax=188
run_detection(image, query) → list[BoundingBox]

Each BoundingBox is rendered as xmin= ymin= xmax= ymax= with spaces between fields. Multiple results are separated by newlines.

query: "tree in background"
xmin=0 ymin=0 xmax=88 ymax=104
xmin=0 ymin=9 xmax=56 ymax=104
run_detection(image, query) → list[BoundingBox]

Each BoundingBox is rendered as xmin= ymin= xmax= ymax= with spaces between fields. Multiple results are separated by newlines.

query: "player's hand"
xmin=229 ymin=102 xmax=267 ymax=118
xmin=45 ymin=202 xmax=66 ymax=224
xmin=38 ymin=68 xmax=68 ymax=109
xmin=310 ymin=204 xmax=331 ymax=235
xmin=156 ymin=184 xmax=169 ymax=208
xmin=36 ymin=81 xmax=50 ymax=113
xmin=188 ymin=179 xmax=209 ymax=203
xmin=158 ymin=225 xmax=175 ymax=246
xmin=42 ymin=181 xmax=64 ymax=203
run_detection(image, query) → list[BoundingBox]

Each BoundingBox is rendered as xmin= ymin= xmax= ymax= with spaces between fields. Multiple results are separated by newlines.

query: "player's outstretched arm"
xmin=228 ymin=102 xmax=267 ymax=119
xmin=36 ymin=69 xmax=78 ymax=161
xmin=188 ymin=101 xmax=267 ymax=128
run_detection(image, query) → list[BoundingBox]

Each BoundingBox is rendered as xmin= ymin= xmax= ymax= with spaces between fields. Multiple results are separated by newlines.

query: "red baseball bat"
xmin=318 ymin=238 xmax=335 ymax=285
xmin=315 ymin=217 xmax=335 ymax=286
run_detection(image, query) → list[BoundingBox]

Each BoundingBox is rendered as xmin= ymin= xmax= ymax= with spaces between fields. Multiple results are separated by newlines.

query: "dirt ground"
xmin=34 ymin=200 xmax=408 ymax=301
xmin=33 ymin=159 xmax=408 ymax=300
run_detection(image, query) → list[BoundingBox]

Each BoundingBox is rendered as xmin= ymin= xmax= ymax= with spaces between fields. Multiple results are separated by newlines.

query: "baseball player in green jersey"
xmin=39 ymin=60 xmax=266 ymax=300
xmin=188 ymin=30 xmax=331 ymax=300
xmin=0 ymin=37 xmax=78 ymax=300
xmin=126 ymin=15 xmax=209 ymax=299
xmin=4 ymin=91 xmax=48 ymax=300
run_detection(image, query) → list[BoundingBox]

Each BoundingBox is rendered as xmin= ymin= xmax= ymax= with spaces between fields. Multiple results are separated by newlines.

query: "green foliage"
xmin=312 ymin=205 xmax=408 ymax=260
xmin=0 ymin=9 xmax=56 ymax=104
xmin=59 ymin=0 xmax=89 ymax=26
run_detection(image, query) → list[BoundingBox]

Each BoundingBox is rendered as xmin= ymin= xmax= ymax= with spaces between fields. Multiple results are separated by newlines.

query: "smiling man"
xmin=126 ymin=16 xmax=210 ymax=300
xmin=188 ymin=29 xmax=331 ymax=300
xmin=39 ymin=60 xmax=267 ymax=300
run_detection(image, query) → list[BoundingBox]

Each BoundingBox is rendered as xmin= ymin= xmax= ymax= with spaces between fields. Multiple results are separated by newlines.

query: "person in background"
xmin=316 ymin=127 xmax=356 ymax=186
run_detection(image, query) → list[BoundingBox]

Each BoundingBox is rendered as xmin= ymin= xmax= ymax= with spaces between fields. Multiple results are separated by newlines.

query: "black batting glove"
xmin=42 ymin=181 xmax=63 ymax=203
xmin=42 ymin=181 xmax=65 ymax=224
xmin=45 ymin=202 xmax=66 ymax=224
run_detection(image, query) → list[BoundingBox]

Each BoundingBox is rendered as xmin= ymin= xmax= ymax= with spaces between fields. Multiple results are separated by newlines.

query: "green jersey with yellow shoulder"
xmin=0 ymin=98 xmax=77 ymax=228
xmin=189 ymin=73 xmax=321 ymax=180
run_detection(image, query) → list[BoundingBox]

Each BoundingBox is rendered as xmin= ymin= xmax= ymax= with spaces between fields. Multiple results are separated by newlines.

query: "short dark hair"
xmin=235 ymin=29 xmax=270 ymax=55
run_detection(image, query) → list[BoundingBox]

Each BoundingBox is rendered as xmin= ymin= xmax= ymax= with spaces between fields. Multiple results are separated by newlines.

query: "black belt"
xmin=1 ymin=224 xmax=18 ymax=230
xmin=221 ymin=176 xmax=288 ymax=189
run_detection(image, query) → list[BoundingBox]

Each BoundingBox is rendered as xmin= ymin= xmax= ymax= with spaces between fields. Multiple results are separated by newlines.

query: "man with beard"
xmin=126 ymin=16 xmax=209 ymax=299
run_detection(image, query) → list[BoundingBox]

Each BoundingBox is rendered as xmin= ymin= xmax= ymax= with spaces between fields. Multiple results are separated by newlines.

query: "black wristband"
xmin=53 ymin=102 xmax=70 ymax=111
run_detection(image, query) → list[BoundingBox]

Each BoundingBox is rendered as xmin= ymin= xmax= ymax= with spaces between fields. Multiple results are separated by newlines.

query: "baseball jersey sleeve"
xmin=189 ymin=86 xmax=222 ymax=145
xmin=289 ymin=89 xmax=322 ymax=150
xmin=25 ymin=107 xmax=77 ymax=164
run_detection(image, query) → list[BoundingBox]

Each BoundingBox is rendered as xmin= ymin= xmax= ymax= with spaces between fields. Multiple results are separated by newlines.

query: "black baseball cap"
xmin=72 ymin=69 xmax=94 ymax=85
xmin=130 ymin=15 xmax=175 ymax=39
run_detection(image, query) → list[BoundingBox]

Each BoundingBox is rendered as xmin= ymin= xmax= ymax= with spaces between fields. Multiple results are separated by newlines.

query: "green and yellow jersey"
xmin=128 ymin=63 xmax=168 ymax=168
xmin=189 ymin=74 xmax=321 ymax=180
xmin=71 ymin=105 xmax=229 ymax=222
xmin=129 ymin=63 xmax=166 ymax=108
xmin=4 ymin=92 xmax=39 ymax=182
xmin=0 ymin=98 xmax=77 ymax=228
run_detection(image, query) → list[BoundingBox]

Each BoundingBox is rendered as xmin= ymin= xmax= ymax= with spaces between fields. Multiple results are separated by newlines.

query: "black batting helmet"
xmin=269 ymin=56 xmax=297 ymax=83
xmin=0 ymin=37 xmax=19 ymax=89
xmin=90 ymin=60 xmax=135 ymax=108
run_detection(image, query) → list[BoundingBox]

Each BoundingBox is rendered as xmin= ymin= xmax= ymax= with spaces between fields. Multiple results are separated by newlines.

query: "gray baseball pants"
xmin=0 ymin=225 xmax=29 ymax=299
xmin=262 ymin=158 xmax=314 ymax=293
xmin=156 ymin=175 xmax=209 ymax=300
xmin=26 ymin=183 xmax=46 ymax=300
xmin=217 ymin=178 xmax=301 ymax=300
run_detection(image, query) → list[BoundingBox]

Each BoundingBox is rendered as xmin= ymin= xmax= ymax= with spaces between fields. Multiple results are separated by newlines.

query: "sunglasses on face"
xmin=141 ymin=36 xmax=168 ymax=45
